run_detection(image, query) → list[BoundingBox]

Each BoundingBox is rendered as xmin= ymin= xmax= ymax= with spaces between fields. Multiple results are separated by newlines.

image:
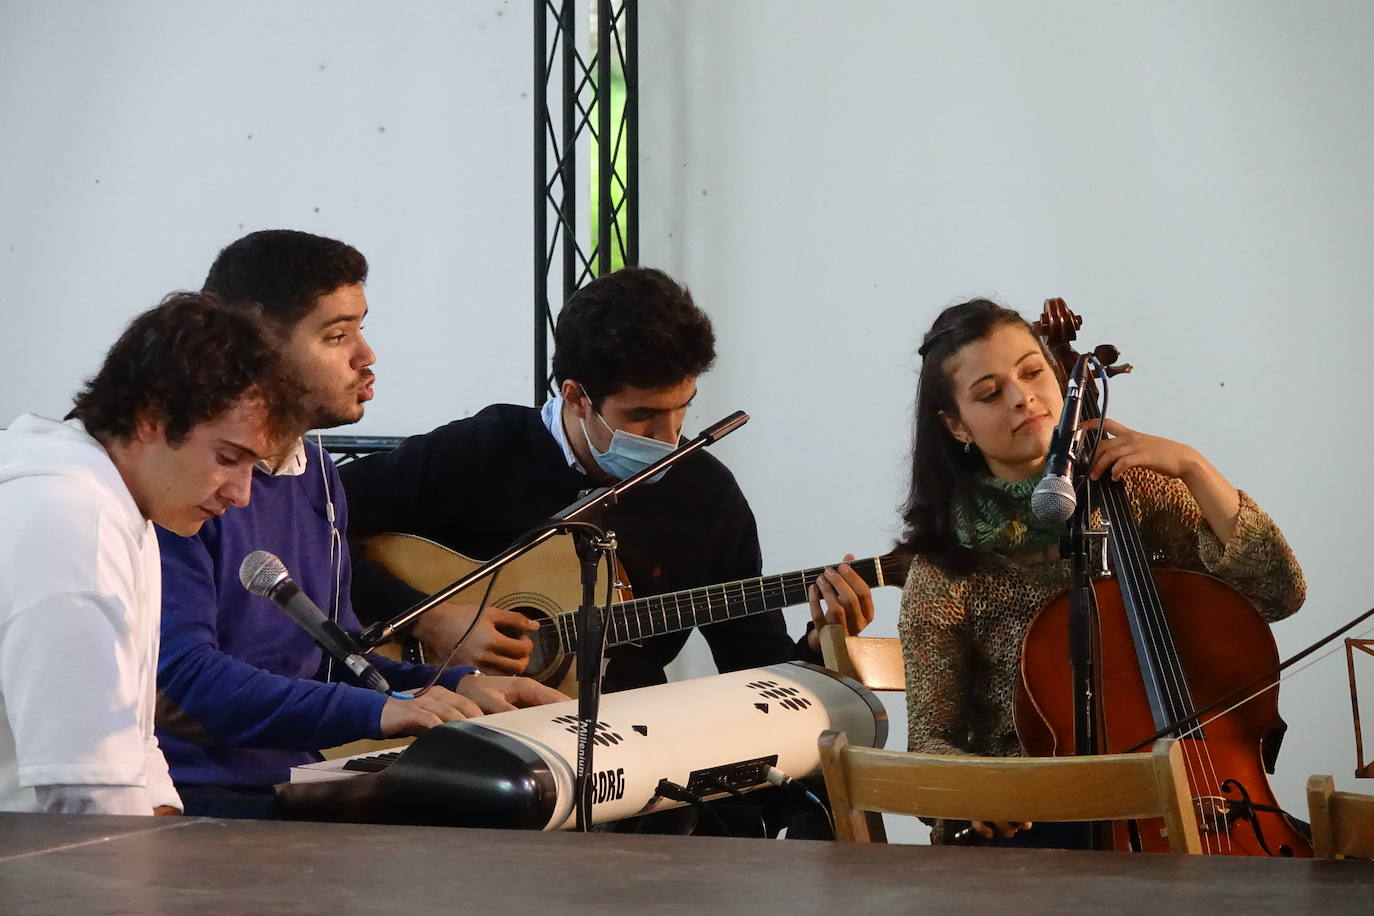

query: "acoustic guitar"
xmin=362 ymin=533 xmax=911 ymax=693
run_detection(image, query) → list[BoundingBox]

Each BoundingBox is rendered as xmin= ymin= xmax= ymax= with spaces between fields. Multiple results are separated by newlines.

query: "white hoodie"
xmin=0 ymin=414 xmax=179 ymax=814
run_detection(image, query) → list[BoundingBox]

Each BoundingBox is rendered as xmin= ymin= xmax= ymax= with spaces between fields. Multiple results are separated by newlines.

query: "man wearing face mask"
xmin=341 ymin=267 xmax=874 ymax=693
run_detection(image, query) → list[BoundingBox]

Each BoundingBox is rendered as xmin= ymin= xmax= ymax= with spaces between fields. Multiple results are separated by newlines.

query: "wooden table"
xmin=2 ymin=812 xmax=1372 ymax=914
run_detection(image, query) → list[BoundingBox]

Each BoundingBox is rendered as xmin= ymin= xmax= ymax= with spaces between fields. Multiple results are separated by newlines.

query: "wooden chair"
xmin=818 ymin=624 xmax=905 ymax=691
xmin=818 ymin=731 xmax=1201 ymax=853
xmin=1307 ymin=775 xmax=1374 ymax=858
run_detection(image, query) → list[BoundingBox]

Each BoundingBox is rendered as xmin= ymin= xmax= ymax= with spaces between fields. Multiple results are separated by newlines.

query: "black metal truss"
xmin=533 ymin=0 xmax=638 ymax=405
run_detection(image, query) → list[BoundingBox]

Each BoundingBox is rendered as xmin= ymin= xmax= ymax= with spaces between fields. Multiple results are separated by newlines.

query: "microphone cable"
xmin=655 ymin=779 xmax=734 ymax=837
xmin=765 ymin=766 xmax=835 ymax=840
xmin=405 ymin=565 xmax=504 ymax=699
xmin=704 ymin=774 xmax=768 ymax=839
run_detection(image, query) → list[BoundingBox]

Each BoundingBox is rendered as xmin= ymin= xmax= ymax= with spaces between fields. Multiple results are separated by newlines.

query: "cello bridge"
xmin=1192 ymin=795 xmax=1232 ymax=834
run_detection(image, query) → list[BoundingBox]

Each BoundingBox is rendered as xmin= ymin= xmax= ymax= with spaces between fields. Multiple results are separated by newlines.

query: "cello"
xmin=1014 ymin=299 xmax=1311 ymax=857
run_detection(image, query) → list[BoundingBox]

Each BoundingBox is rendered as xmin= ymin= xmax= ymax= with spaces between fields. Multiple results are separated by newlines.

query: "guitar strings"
xmin=552 ymin=557 xmax=899 ymax=649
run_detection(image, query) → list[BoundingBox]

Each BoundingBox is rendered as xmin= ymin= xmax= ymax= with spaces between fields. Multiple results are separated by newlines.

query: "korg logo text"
xmin=591 ymin=767 xmax=626 ymax=804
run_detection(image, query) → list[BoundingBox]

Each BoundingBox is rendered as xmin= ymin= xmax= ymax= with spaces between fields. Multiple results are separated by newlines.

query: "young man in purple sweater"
xmin=155 ymin=231 xmax=564 ymax=817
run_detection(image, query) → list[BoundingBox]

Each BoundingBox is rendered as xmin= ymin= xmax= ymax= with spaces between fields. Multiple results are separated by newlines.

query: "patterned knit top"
xmin=898 ymin=468 xmax=1306 ymax=758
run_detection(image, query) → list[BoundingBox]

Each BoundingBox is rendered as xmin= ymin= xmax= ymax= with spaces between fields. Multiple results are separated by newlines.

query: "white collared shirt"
xmin=540 ymin=395 xmax=589 ymax=474
xmin=256 ymin=437 xmax=308 ymax=477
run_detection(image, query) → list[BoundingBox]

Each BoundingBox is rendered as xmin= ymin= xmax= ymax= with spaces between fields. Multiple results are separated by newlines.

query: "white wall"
xmin=4 ymin=0 xmax=1372 ymax=845
xmin=642 ymin=0 xmax=1374 ymax=841
xmin=1 ymin=0 xmax=536 ymax=433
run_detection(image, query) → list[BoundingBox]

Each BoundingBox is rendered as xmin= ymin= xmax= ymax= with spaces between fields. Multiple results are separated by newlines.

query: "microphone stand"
xmin=571 ymin=525 xmax=615 ymax=832
xmin=1064 ymin=480 xmax=1099 ymax=762
xmin=1049 ymin=358 xmax=1102 ymax=762
xmin=1059 ymin=389 xmax=1110 ymax=849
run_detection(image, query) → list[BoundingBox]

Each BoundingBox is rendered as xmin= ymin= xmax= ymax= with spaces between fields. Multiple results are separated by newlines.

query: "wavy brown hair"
xmin=67 ymin=291 xmax=306 ymax=448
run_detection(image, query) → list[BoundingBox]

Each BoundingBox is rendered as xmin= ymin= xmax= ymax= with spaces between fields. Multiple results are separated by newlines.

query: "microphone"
xmin=238 ymin=550 xmax=391 ymax=694
xmin=1030 ymin=356 xmax=1091 ymax=523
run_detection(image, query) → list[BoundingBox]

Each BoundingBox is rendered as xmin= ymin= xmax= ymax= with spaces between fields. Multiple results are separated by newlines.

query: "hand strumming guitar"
xmin=411 ymin=600 xmax=541 ymax=675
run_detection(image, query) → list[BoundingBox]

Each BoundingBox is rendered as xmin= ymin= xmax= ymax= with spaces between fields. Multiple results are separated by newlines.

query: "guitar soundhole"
xmin=515 ymin=607 xmax=562 ymax=680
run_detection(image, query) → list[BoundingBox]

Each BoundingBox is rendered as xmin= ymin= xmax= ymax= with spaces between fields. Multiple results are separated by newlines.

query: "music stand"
xmin=1345 ymin=638 xmax=1374 ymax=778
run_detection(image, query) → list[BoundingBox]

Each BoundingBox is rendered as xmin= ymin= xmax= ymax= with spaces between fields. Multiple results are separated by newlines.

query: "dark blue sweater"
xmin=155 ymin=440 xmax=469 ymax=789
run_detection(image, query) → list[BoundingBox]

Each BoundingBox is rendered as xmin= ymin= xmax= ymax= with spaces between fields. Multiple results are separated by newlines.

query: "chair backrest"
xmin=1307 ymin=774 xmax=1374 ymax=858
xmin=819 ymin=624 xmax=905 ymax=691
xmin=818 ymin=731 xmax=1201 ymax=853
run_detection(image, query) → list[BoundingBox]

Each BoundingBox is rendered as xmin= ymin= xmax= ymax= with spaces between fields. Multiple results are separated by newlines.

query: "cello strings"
xmin=1084 ymin=374 xmax=1230 ymax=851
xmin=1107 ymin=555 xmax=1222 ymax=852
xmin=1081 ymin=372 xmax=1192 ymax=737
xmin=1098 ymin=479 xmax=1229 ymax=852
xmin=1168 ymin=617 xmax=1374 ymax=743
xmin=1093 ymin=415 xmax=1230 ymax=850
xmin=1088 ymin=362 xmax=1232 ymax=854
xmin=1086 ymin=560 xmax=1224 ymax=851
xmin=1162 ymin=640 xmax=1357 ymax=853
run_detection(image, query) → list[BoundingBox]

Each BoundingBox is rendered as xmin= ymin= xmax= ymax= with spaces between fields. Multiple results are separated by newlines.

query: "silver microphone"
xmin=1030 ymin=356 xmax=1091 ymax=523
xmin=239 ymin=549 xmax=290 ymax=596
xmin=1030 ymin=473 xmax=1077 ymax=524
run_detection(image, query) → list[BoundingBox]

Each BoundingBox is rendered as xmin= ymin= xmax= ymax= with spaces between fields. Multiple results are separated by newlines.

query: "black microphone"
xmin=1030 ymin=356 xmax=1091 ymax=523
xmin=238 ymin=550 xmax=391 ymax=694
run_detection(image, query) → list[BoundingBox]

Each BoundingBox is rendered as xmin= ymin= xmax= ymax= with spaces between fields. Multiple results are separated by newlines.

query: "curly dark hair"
xmin=203 ymin=229 xmax=368 ymax=332
xmin=551 ymin=267 xmax=716 ymax=406
xmin=895 ymin=299 xmax=1065 ymax=571
xmin=67 ymin=291 xmax=306 ymax=448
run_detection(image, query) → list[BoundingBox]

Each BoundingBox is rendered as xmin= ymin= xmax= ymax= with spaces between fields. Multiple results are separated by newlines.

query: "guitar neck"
xmin=556 ymin=553 xmax=909 ymax=648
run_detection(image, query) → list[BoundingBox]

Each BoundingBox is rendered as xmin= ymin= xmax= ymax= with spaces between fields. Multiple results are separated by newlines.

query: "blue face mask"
xmin=577 ymin=391 xmax=677 ymax=483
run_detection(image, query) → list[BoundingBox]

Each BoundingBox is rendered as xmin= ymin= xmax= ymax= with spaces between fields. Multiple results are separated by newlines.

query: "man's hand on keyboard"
xmin=457 ymin=675 xmax=569 ymax=713
xmin=378 ymin=676 xmax=568 ymax=737
xmin=379 ymin=686 xmax=481 ymax=737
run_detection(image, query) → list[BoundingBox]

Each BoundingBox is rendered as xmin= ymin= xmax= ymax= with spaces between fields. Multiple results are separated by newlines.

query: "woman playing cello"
xmin=896 ymin=298 xmax=1305 ymax=848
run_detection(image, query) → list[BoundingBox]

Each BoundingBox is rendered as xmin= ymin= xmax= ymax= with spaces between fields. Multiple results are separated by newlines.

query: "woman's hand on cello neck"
xmin=1080 ymin=418 xmax=1241 ymax=545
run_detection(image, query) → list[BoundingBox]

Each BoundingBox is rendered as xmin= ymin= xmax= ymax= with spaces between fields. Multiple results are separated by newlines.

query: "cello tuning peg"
xmin=1091 ymin=345 xmax=1135 ymax=378
xmin=1093 ymin=344 xmax=1122 ymax=366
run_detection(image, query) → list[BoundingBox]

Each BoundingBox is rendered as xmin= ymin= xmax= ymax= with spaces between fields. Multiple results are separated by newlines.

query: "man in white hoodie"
xmin=0 ymin=291 xmax=301 ymax=816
